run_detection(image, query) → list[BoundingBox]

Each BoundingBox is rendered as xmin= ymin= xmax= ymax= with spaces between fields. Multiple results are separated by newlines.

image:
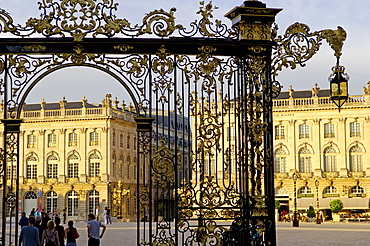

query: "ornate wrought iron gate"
xmin=0 ymin=0 xmax=347 ymax=245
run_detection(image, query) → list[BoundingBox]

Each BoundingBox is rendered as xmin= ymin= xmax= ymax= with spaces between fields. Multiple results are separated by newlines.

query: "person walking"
xmin=103 ymin=207 xmax=112 ymax=224
xmin=65 ymin=220 xmax=79 ymax=246
xmin=55 ymin=217 xmax=65 ymax=246
xmin=42 ymin=220 xmax=60 ymax=246
xmin=95 ymin=207 xmax=100 ymax=222
xmin=87 ymin=214 xmax=106 ymax=246
xmin=19 ymin=212 xmax=29 ymax=228
xmin=30 ymin=208 xmax=36 ymax=217
xmin=19 ymin=216 xmax=40 ymax=246
xmin=62 ymin=208 xmax=67 ymax=224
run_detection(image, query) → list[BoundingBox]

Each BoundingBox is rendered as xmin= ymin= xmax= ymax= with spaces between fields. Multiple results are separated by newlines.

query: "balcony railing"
xmin=273 ymin=95 xmax=368 ymax=109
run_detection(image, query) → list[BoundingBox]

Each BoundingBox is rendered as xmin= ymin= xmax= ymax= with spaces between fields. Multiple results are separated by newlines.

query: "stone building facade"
xmin=274 ymin=83 xmax=370 ymax=218
xmin=1 ymin=94 xmax=191 ymax=222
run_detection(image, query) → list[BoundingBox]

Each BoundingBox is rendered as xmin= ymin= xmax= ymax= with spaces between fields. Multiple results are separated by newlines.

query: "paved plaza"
xmin=8 ymin=221 xmax=370 ymax=245
xmin=69 ymin=221 xmax=370 ymax=245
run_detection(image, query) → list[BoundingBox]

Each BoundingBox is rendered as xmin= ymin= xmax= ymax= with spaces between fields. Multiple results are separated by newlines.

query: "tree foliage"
xmin=307 ymin=205 xmax=316 ymax=218
xmin=275 ymin=200 xmax=281 ymax=209
xmin=329 ymin=199 xmax=343 ymax=213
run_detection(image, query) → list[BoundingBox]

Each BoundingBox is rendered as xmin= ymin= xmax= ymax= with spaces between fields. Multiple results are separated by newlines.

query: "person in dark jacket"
xmin=19 ymin=212 xmax=29 ymax=228
xmin=55 ymin=217 xmax=65 ymax=246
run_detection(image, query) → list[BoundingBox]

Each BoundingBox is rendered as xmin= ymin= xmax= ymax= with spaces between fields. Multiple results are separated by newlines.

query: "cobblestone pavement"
xmin=10 ymin=221 xmax=370 ymax=245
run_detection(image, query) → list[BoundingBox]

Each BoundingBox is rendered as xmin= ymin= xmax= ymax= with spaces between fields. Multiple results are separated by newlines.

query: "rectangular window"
xmin=26 ymin=164 xmax=37 ymax=179
xmin=127 ymin=135 xmax=130 ymax=149
xmin=112 ymin=132 xmax=116 ymax=147
xmin=47 ymin=163 xmax=58 ymax=179
xmin=68 ymin=163 xmax=79 ymax=178
xmin=324 ymin=123 xmax=335 ymax=138
xmin=275 ymin=125 xmax=285 ymax=140
xmin=119 ymin=134 xmax=123 ymax=148
xmin=299 ymin=157 xmax=312 ymax=172
xmin=68 ymin=133 xmax=78 ymax=147
xmin=274 ymin=157 xmax=286 ymax=173
xmin=27 ymin=134 xmax=36 ymax=148
xmin=48 ymin=134 xmax=57 ymax=148
xmin=89 ymin=161 xmax=100 ymax=177
xmin=350 ymin=122 xmax=361 ymax=137
xmin=299 ymin=124 xmax=309 ymax=139
xmin=90 ymin=132 xmax=99 ymax=146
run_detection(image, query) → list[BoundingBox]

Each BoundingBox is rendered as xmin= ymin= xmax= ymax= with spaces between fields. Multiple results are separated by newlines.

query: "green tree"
xmin=275 ymin=200 xmax=281 ymax=209
xmin=329 ymin=199 xmax=343 ymax=213
xmin=307 ymin=205 xmax=316 ymax=218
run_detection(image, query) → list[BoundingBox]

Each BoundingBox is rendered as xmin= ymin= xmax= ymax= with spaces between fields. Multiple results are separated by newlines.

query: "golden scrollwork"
xmin=25 ymin=44 xmax=47 ymax=53
xmin=272 ymin=22 xmax=347 ymax=85
xmin=113 ymin=44 xmax=133 ymax=52
xmin=237 ymin=22 xmax=272 ymax=40
xmin=0 ymin=9 xmax=19 ymax=34
xmin=138 ymin=8 xmax=183 ymax=37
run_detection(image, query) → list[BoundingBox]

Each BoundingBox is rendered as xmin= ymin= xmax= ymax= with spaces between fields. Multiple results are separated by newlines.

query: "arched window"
xmin=88 ymin=190 xmax=99 ymax=215
xmin=119 ymin=134 xmax=123 ymax=148
xmin=112 ymin=154 xmax=116 ymax=178
xmin=26 ymin=155 xmax=38 ymax=179
xmin=68 ymin=154 xmax=79 ymax=178
xmin=349 ymin=146 xmax=363 ymax=172
xmin=323 ymin=186 xmax=338 ymax=197
xmin=47 ymin=155 xmax=58 ymax=179
xmin=298 ymin=147 xmax=312 ymax=173
xmin=275 ymin=187 xmax=289 ymax=198
xmin=274 ymin=148 xmax=287 ymax=173
xmin=46 ymin=191 xmax=57 ymax=214
xmin=349 ymin=186 xmax=365 ymax=197
xmin=112 ymin=132 xmax=116 ymax=147
xmin=133 ymin=137 xmax=137 ymax=150
xmin=127 ymin=135 xmax=130 ymax=149
xmin=119 ymin=155 xmax=124 ymax=178
xmin=89 ymin=153 xmax=100 ymax=177
xmin=298 ymin=186 xmax=313 ymax=197
xmin=67 ymin=190 xmax=79 ymax=216
xmin=323 ymin=147 xmax=337 ymax=172
xmin=25 ymin=191 xmax=37 ymax=199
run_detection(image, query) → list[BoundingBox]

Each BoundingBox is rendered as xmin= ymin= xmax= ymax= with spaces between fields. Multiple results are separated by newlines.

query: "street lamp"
xmin=315 ymin=179 xmax=321 ymax=224
xmin=329 ymin=59 xmax=349 ymax=111
xmin=292 ymin=171 xmax=299 ymax=227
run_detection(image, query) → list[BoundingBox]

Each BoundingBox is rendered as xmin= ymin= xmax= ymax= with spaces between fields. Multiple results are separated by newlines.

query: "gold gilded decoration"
xmin=237 ymin=22 xmax=272 ymax=40
xmin=152 ymin=46 xmax=173 ymax=103
xmin=321 ymin=26 xmax=347 ymax=59
xmin=138 ymin=8 xmax=183 ymax=37
xmin=25 ymin=44 xmax=47 ymax=52
xmin=196 ymin=1 xmax=218 ymax=37
xmin=272 ymin=23 xmax=347 ymax=86
xmin=248 ymin=46 xmax=267 ymax=53
xmin=113 ymin=44 xmax=133 ymax=52
xmin=0 ymin=9 xmax=18 ymax=34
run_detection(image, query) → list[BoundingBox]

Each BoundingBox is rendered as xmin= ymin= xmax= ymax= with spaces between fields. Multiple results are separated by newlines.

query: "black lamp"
xmin=329 ymin=60 xmax=349 ymax=111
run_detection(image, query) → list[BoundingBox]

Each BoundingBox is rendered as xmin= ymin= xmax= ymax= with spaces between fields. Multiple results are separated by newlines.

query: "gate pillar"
xmin=1 ymin=119 xmax=22 ymax=246
xmin=225 ymin=1 xmax=282 ymax=245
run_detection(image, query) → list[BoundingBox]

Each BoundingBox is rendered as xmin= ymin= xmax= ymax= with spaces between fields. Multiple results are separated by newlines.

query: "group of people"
xmin=95 ymin=207 xmax=112 ymax=225
xmin=19 ymin=211 xmax=106 ymax=246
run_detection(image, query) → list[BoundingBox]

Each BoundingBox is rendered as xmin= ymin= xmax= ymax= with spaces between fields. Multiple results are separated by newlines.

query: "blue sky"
xmin=1 ymin=0 xmax=369 ymax=103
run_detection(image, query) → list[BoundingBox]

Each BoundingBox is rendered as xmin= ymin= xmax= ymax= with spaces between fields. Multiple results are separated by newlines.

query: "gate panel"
xmin=0 ymin=1 xmax=283 ymax=245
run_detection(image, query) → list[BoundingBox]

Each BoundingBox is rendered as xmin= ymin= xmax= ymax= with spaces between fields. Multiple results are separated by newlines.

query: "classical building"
xmin=0 ymin=94 xmax=190 ymax=222
xmin=274 ymin=82 xmax=370 ymax=219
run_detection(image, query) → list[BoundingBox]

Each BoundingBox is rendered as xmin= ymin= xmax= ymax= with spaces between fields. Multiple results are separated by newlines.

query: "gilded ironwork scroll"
xmin=272 ymin=23 xmax=347 ymax=97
